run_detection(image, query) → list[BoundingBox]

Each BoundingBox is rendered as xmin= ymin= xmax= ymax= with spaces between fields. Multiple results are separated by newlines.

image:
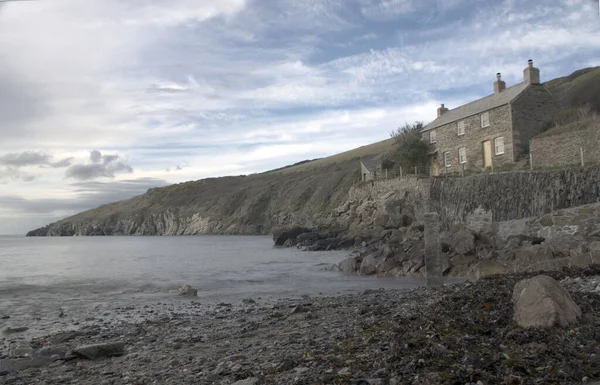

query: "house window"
xmin=494 ymin=137 xmax=505 ymax=155
xmin=457 ymin=120 xmax=465 ymax=136
xmin=481 ymin=111 xmax=490 ymax=128
xmin=443 ymin=151 xmax=451 ymax=167
xmin=458 ymin=147 xmax=467 ymax=164
xmin=430 ymin=130 xmax=437 ymax=143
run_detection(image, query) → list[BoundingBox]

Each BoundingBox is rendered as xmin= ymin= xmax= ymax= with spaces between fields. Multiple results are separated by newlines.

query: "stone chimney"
xmin=494 ymin=72 xmax=506 ymax=93
xmin=523 ymin=59 xmax=540 ymax=84
xmin=437 ymin=103 xmax=449 ymax=117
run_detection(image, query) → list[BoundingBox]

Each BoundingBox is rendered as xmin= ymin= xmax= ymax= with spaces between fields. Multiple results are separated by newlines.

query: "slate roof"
xmin=360 ymin=157 xmax=379 ymax=173
xmin=422 ymin=82 xmax=530 ymax=132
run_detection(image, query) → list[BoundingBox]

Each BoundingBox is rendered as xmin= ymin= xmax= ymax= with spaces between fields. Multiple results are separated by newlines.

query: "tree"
xmin=390 ymin=121 xmax=430 ymax=171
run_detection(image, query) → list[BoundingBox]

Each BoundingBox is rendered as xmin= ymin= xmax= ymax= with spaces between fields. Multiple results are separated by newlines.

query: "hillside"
xmin=27 ymin=139 xmax=396 ymax=236
xmin=27 ymin=66 xmax=600 ymax=236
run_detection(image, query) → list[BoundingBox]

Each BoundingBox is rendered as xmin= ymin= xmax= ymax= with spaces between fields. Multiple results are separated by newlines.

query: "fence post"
xmin=400 ymin=166 xmax=403 ymax=178
xmin=461 ymin=163 xmax=464 ymax=177
xmin=581 ymin=147 xmax=584 ymax=167
xmin=414 ymin=166 xmax=417 ymax=176
xmin=529 ymin=153 xmax=533 ymax=170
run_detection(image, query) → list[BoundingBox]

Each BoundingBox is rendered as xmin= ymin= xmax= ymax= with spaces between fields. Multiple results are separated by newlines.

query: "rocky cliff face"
xmin=27 ymin=161 xmax=362 ymax=237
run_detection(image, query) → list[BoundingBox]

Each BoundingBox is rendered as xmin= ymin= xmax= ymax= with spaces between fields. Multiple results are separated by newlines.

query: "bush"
xmin=390 ymin=121 xmax=430 ymax=170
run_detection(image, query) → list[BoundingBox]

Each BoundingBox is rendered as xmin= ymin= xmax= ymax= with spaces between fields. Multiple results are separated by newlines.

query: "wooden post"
xmin=581 ymin=147 xmax=584 ymax=167
xmin=400 ymin=166 xmax=403 ymax=178
xmin=414 ymin=166 xmax=417 ymax=176
xmin=385 ymin=168 xmax=388 ymax=179
xmin=461 ymin=163 xmax=464 ymax=177
xmin=424 ymin=212 xmax=443 ymax=288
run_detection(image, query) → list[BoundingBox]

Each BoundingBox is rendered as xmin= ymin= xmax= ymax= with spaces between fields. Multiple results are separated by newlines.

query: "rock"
xmin=273 ymin=227 xmax=311 ymax=246
xmin=512 ymin=275 xmax=582 ymax=328
xmin=360 ymin=254 xmax=379 ymax=276
xmin=373 ymin=213 xmax=390 ymax=227
xmin=32 ymin=346 xmax=70 ymax=359
xmin=0 ymin=357 xmax=58 ymax=373
xmin=3 ymin=326 xmax=28 ymax=334
xmin=232 ymin=378 xmax=259 ymax=385
xmin=338 ymin=256 xmax=360 ymax=274
xmin=74 ymin=341 xmax=125 ymax=360
xmin=8 ymin=343 xmax=32 ymax=358
xmin=296 ymin=232 xmax=319 ymax=243
xmin=1 ymin=315 xmax=9 ymax=319
xmin=450 ymin=229 xmax=476 ymax=255
xmin=178 ymin=285 xmax=198 ymax=297
xmin=376 ymin=256 xmax=400 ymax=276
xmin=282 ymin=238 xmax=296 ymax=248
xmin=466 ymin=259 xmax=507 ymax=282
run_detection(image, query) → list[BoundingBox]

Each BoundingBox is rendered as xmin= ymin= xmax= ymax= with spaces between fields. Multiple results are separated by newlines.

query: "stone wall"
xmin=429 ymin=166 xmax=600 ymax=228
xmin=510 ymin=84 xmax=562 ymax=159
xmin=425 ymin=104 xmax=514 ymax=173
xmin=530 ymin=120 xmax=600 ymax=168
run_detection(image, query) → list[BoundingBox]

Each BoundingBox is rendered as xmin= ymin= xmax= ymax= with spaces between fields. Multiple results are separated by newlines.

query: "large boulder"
xmin=359 ymin=253 xmax=379 ymax=276
xmin=466 ymin=259 xmax=507 ymax=282
xmin=450 ymin=229 xmax=476 ymax=255
xmin=338 ymin=256 xmax=360 ymax=274
xmin=512 ymin=275 xmax=581 ymax=328
xmin=272 ymin=227 xmax=311 ymax=246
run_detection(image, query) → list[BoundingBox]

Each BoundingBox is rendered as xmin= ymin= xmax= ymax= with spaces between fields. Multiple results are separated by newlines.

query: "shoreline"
xmin=2 ymin=266 xmax=600 ymax=384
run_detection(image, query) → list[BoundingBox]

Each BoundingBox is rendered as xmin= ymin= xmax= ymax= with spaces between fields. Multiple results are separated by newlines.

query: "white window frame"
xmin=429 ymin=130 xmax=437 ymax=144
xmin=458 ymin=147 xmax=467 ymax=164
xmin=443 ymin=151 xmax=451 ymax=168
xmin=457 ymin=120 xmax=465 ymax=136
xmin=494 ymin=137 xmax=505 ymax=155
xmin=481 ymin=111 xmax=490 ymax=128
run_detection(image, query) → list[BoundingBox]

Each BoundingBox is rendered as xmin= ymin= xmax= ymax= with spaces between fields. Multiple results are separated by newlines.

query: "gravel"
xmin=1 ymin=265 xmax=600 ymax=385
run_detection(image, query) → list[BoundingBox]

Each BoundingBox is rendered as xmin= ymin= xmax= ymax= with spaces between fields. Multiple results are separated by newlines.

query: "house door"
xmin=431 ymin=157 xmax=439 ymax=176
xmin=483 ymin=140 xmax=492 ymax=168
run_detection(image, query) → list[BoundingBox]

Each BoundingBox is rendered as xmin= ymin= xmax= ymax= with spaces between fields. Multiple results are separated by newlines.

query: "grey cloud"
xmin=0 ymin=151 xmax=72 ymax=168
xmin=65 ymin=150 xmax=134 ymax=181
xmin=90 ymin=150 xmax=102 ymax=164
xmin=0 ymin=151 xmax=51 ymax=167
xmin=50 ymin=157 xmax=74 ymax=168
xmin=0 ymin=178 xmax=170 ymax=216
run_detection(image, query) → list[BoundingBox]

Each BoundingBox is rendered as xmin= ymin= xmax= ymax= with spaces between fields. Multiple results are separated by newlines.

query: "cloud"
xmin=0 ymin=151 xmax=72 ymax=183
xmin=65 ymin=150 xmax=134 ymax=181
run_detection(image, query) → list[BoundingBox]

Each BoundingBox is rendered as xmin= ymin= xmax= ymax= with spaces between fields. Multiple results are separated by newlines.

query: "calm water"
xmin=0 ymin=235 xmax=426 ymax=336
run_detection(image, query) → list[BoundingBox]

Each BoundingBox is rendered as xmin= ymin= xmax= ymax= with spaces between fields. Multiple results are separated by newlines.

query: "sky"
xmin=0 ymin=0 xmax=599 ymax=234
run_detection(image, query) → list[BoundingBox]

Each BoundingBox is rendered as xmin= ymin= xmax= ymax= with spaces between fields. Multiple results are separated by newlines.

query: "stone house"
xmin=421 ymin=60 xmax=561 ymax=175
xmin=530 ymin=118 xmax=600 ymax=168
xmin=360 ymin=157 xmax=380 ymax=181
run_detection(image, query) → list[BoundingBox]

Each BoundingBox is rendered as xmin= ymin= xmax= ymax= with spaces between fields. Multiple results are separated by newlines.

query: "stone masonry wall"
xmin=530 ymin=120 xmax=600 ymax=168
xmin=510 ymin=84 xmax=562 ymax=160
xmin=429 ymin=166 xmax=600 ymax=228
xmin=426 ymin=104 xmax=514 ymax=174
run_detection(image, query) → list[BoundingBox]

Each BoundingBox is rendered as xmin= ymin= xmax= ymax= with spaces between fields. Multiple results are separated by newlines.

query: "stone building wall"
xmin=510 ymin=84 xmax=562 ymax=159
xmin=425 ymin=104 xmax=513 ymax=174
xmin=429 ymin=166 xmax=600 ymax=228
xmin=530 ymin=120 xmax=600 ymax=168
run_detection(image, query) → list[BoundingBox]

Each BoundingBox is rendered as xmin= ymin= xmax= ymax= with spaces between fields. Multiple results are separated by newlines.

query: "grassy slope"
xmin=28 ymin=67 xmax=600 ymax=234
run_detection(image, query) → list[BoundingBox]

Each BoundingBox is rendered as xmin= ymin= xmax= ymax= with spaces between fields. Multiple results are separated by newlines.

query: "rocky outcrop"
xmin=512 ymin=275 xmax=582 ymax=328
xmin=178 ymin=285 xmax=198 ymax=297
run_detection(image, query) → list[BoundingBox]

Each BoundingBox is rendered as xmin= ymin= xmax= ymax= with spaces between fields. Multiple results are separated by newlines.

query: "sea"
xmin=0 ymin=235 xmax=428 ymax=337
